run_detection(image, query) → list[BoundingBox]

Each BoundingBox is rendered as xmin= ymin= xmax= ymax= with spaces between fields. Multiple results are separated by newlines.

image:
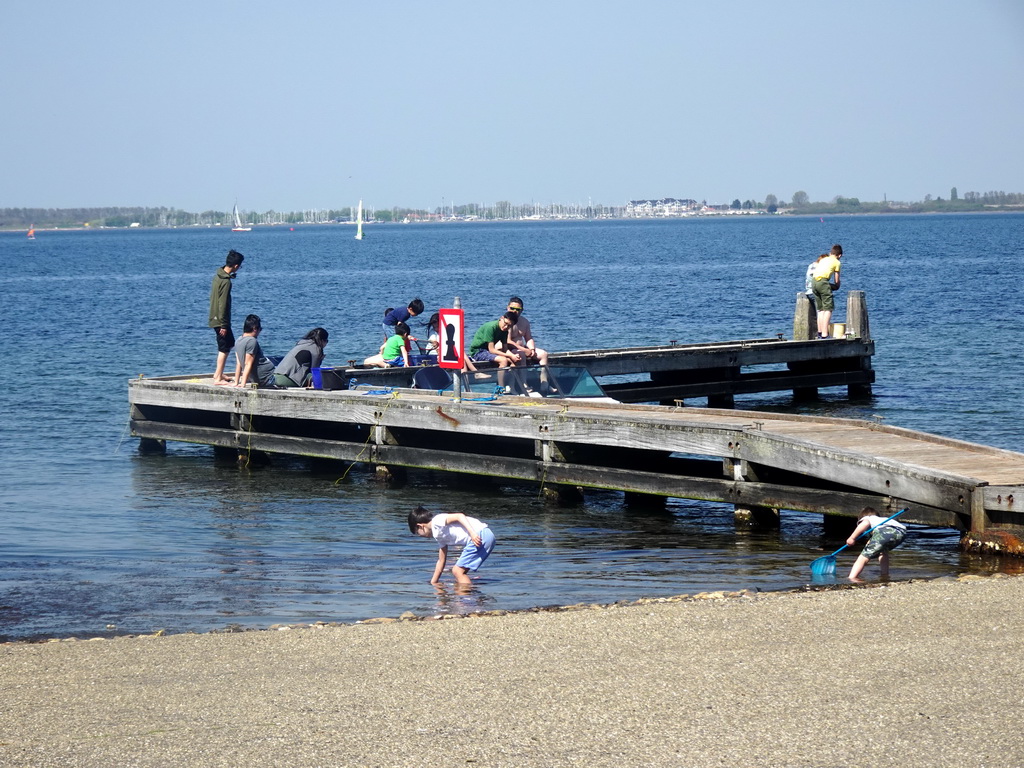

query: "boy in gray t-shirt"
xmin=232 ymin=314 xmax=275 ymax=387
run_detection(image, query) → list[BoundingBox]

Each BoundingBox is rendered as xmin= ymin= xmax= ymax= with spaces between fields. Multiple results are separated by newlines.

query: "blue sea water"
xmin=1 ymin=214 xmax=1022 ymax=640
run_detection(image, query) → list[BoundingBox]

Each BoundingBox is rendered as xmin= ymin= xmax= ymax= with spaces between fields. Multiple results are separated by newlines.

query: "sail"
xmin=231 ymin=204 xmax=251 ymax=232
xmin=354 ymin=200 xmax=364 ymax=240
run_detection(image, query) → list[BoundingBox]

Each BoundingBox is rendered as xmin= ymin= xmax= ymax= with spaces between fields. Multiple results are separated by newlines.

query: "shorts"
xmin=454 ymin=528 xmax=496 ymax=572
xmin=811 ymin=279 xmax=834 ymax=311
xmin=862 ymin=527 xmax=906 ymax=559
xmin=471 ymin=349 xmax=499 ymax=363
xmin=214 ymin=327 xmax=235 ymax=353
xmin=385 ymin=356 xmax=405 ymax=367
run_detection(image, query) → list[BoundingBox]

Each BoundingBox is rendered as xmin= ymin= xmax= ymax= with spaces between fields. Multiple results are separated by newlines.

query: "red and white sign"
xmin=437 ymin=308 xmax=465 ymax=369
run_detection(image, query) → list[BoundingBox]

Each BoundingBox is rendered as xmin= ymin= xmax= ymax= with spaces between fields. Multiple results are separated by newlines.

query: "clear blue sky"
xmin=4 ymin=0 xmax=1023 ymax=212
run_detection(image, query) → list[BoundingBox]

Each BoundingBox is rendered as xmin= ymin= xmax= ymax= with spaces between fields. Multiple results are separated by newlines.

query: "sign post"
xmin=439 ymin=298 xmax=464 ymax=402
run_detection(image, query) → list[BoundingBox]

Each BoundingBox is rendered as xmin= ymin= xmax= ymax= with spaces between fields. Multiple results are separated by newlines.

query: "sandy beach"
xmin=3 ymin=575 xmax=1023 ymax=768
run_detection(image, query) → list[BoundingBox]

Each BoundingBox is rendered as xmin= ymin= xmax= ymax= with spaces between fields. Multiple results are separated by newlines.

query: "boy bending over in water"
xmin=408 ymin=506 xmax=496 ymax=585
xmin=847 ymin=506 xmax=907 ymax=580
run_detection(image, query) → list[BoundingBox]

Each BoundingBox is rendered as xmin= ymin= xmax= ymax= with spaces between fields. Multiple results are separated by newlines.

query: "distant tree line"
xmin=778 ymin=189 xmax=1024 ymax=214
xmin=3 ymin=188 xmax=1023 ymax=230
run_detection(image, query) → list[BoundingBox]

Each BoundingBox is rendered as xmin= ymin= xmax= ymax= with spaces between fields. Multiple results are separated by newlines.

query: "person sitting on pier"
xmin=506 ymin=296 xmax=549 ymax=367
xmin=810 ymin=244 xmax=842 ymax=338
xmin=382 ymin=298 xmax=424 ymax=339
xmin=364 ymin=321 xmax=412 ymax=368
xmin=232 ymin=314 xmax=275 ymax=388
xmin=846 ymin=506 xmax=907 ymax=581
xmin=424 ymin=312 xmax=441 ymax=355
xmin=469 ymin=311 xmax=522 ymax=380
xmin=273 ymin=327 xmax=329 ymax=388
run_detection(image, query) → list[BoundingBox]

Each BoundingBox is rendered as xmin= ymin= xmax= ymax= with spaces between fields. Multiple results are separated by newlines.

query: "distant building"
xmin=625 ymin=198 xmax=699 ymax=217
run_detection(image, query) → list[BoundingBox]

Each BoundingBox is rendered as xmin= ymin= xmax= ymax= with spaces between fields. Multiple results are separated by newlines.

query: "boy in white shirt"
xmin=408 ymin=506 xmax=496 ymax=585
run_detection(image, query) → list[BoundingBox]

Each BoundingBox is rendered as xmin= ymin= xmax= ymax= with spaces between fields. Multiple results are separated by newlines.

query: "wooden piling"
xmin=846 ymin=290 xmax=870 ymax=340
xmin=793 ymin=292 xmax=817 ymax=341
xmin=734 ymin=504 xmax=781 ymax=528
xmin=846 ymin=290 xmax=873 ymax=397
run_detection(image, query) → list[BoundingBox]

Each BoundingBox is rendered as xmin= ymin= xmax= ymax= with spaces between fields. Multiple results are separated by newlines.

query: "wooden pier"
xmin=129 ymin=376 xmax=1024 ymax=554
xmin=336 ymin=290 xmax=875 ymax=405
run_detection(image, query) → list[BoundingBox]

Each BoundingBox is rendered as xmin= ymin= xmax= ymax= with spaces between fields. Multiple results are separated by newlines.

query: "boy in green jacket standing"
xmin=209 ymin=249 xmax=245 ymax=385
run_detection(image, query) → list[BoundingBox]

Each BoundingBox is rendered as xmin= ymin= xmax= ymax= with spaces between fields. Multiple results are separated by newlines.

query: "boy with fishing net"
xmin=846 ymin=507 xmax=908 ymax=580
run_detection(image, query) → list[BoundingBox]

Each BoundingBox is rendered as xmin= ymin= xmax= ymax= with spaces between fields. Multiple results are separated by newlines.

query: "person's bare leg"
xmin=818 ymin=309 xmax=833 ymax=337
xmin=878 ymin=551 xmax=891 ymax=579
xmin=213 ymin=351 xmax=233 ymax=384
xmin=451 ymin=565 xmax=472 ymax=584
xmin=848 ymin=553 xmax=869 ymax=580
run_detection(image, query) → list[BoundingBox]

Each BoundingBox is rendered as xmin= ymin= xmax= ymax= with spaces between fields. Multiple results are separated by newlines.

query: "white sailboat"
xmin=354 ymin=199 xmax=364 ymax=240
xmin=231 ymin=204 xmax=251 ymax=232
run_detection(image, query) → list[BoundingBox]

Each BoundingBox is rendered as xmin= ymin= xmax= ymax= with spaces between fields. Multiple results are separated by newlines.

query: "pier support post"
xmin=374 ymin=464 xmax=407 ymax=484
xmin=213 ymin=446 xmax=238 ymax=462
xmin=734 ymin=504 xmax=780 ymax=528
xmin=725 ymin=458 xmax=780 ymax=528
xmin=542 ymin=484 xmax=584 ymax=506
xmin=793 ymin=292 xmax=816 ymax=341
xmin=822 ymin=513 xmax=850 ymax=538
xmin=625 ymin=491 xmax=667 ymax=510
xmin=237 ymin=449 xmax=271 ymax=467
xmin=791 ymin=291 xmax=820 ymax=400
xmin=138 ymin=437 xmax=166 ymax=455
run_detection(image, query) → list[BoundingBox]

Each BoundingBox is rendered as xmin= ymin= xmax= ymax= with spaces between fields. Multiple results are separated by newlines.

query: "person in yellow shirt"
xmin=810 ymin=244 xmax=843 ymax=338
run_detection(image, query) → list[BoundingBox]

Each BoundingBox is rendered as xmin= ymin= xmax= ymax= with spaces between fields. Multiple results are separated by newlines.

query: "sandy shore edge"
xmin=3 ymin=573 xmax=1022 ymax=767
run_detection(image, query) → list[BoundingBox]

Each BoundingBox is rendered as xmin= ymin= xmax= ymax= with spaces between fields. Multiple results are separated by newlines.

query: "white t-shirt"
xmin=864 ymin=515 xmax=906 ymax=532
xmin=430 ymin=514 xmax=488 ymax=547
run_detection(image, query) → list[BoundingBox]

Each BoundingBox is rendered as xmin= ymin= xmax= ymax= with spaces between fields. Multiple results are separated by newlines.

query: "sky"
xmin=3 ymin=0 xmax=1023 ymax=212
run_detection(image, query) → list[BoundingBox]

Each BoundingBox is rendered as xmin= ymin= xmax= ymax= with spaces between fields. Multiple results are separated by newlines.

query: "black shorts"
xmin=214 ymin=327 xmax=235 ymax=353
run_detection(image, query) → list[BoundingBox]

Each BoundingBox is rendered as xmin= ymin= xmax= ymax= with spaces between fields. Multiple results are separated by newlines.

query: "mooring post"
xmin=846 ymin=290 xmax=873 ymax=398
xmin=792 ymin=291 xmax=816 ymax=341
xmin=846 ymin=290 xmax=870 ymax=340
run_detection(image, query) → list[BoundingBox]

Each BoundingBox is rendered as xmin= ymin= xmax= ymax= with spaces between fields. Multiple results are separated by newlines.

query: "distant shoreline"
xmin=3 ymin=208 xmax=1023 ymax=233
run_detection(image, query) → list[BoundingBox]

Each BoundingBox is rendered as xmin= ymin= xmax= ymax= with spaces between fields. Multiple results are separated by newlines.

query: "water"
xmin=1 ymin=215 xmax=1022 ymax=641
